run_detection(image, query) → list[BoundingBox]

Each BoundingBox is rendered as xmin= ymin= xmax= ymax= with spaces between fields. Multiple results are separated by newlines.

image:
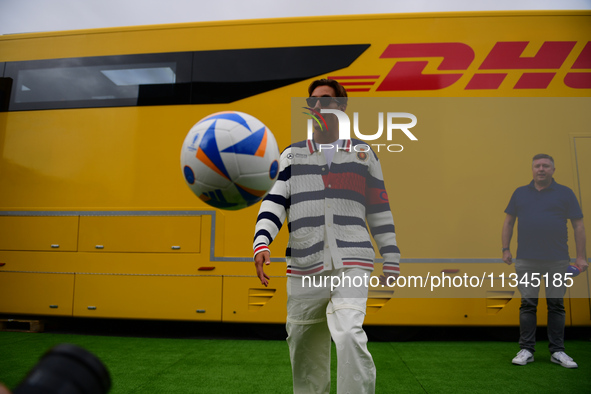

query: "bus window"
xmin=4 ymin=52 xmax=193 ymax=111
xmin=2 ymin=45 xmax=370 ymax=111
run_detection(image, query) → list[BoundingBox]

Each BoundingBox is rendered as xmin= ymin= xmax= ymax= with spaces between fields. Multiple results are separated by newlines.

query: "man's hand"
xmin=501 ymin=214 xmax=516 ymax=265
xmin=571 ymin=218 xmax=587 ymax=273
xmin=502 ymin=250 xmax=513 ymax=265
xmin=379 ymin=273 xmax=398 ymax=287
xmin=574 ymin=256 xmax=589 ymax=273
xmin=254 ymin=250 xmax=271 ymax=287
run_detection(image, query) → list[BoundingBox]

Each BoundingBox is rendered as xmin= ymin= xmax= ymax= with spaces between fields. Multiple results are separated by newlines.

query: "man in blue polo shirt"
xmin=501 ymin=153 xmax=587 ymax=368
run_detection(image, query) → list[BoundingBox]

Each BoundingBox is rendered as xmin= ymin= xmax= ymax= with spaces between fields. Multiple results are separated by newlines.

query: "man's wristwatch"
xmin=502 ymin=247 xmax=510 ymax=252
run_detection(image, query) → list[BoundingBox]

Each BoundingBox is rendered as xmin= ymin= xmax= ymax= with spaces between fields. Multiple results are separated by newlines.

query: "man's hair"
xmin=532 ymin=153 xmax=554 ymax=165
xmin=308 ymin=78 xmax=348 ymax=106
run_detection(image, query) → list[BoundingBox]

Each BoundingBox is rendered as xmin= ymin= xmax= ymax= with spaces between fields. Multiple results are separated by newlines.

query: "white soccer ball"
xmin=181 ymin=111 xmax=280 ymax=210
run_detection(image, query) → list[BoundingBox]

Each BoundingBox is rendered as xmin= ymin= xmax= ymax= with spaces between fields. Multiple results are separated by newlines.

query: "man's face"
xmin=308 ymin=85 xmax=345 ymax=133
xmin=532 ymin=158 xmax=555 ymax=184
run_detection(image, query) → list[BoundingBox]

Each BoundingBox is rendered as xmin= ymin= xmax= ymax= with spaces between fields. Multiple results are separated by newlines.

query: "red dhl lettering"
xmin=330 ymin=41 xmax=591 ymax=91
xmin=377 ymin=43 xmax=474 ymax=91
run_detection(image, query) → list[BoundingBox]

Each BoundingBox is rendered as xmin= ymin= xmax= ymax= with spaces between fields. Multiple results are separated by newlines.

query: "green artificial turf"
xmin=1 ymin=326 xmax=590 ymax=393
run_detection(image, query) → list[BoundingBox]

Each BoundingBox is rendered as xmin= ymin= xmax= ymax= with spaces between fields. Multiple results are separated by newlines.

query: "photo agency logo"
xmin=302 ymin=103 xmax=418 ymax=153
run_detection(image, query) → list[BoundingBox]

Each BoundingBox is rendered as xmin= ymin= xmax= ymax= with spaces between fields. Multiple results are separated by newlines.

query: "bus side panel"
xmin=0 ymin=12 xmax=589 ymax=326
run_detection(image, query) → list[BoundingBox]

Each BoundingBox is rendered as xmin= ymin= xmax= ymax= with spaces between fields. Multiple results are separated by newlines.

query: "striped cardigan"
xmin=253 ymin=139 xmax=400 ymax=276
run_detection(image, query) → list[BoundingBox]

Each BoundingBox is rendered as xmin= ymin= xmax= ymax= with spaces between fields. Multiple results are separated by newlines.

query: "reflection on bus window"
xmin=5 ymin=52 xmax=192 ymax=110
xmin=14 ymin=63 xmax=177 ymax=103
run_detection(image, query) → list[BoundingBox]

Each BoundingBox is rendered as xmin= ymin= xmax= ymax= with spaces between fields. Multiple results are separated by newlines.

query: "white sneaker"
xmin=512 ymin=349 xmax=534 ymax=365
xmin=551 ymin=352 xmax=578 ymax=369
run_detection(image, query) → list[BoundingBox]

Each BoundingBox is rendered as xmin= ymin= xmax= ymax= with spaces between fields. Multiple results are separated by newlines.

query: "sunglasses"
xmin=305 ymin=96 xmax=341 ymax=107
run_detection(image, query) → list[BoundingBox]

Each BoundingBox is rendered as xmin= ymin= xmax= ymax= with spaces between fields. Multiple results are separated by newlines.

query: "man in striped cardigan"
xmin=253 ymin=79 xmax=400 ymax=394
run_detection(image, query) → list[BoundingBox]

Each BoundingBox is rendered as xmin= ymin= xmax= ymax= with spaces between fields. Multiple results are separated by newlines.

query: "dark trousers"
xmin=515 ymin=259 xmax=569 ymax=354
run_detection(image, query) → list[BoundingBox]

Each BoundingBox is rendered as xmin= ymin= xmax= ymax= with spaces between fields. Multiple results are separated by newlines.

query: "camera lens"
xmin=13 ymin=343 xmax=111 ymax=394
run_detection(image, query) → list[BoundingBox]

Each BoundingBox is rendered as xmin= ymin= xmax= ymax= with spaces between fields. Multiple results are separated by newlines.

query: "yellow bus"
xmin=0 ymin=11 xmax=589 ymax=329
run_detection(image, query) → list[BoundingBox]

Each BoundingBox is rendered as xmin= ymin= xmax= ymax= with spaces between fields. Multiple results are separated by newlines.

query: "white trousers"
xmin=286 ymin=268 xmax=376 ymax=394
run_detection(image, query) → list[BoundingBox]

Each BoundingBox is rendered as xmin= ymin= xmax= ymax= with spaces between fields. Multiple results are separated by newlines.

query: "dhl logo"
xmin=330 ymin=41 xmax=591 ymax=91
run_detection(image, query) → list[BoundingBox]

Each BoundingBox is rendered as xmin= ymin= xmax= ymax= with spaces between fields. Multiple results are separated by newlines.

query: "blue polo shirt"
xmin=505 ymin=179 xmax=583 ymax=260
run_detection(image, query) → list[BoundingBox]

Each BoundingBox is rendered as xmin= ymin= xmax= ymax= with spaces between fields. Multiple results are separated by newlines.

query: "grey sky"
xmin=1 ymin=0 xmax=590 ymax=35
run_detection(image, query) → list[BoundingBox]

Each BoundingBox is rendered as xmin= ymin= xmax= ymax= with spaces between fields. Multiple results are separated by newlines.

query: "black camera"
xmin=13 ymin=344 xmax=111 ymax=394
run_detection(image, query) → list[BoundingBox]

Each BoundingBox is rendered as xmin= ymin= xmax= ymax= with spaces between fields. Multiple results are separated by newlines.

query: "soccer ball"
xmin=180 ymin=111 xmax=280 ymax=210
